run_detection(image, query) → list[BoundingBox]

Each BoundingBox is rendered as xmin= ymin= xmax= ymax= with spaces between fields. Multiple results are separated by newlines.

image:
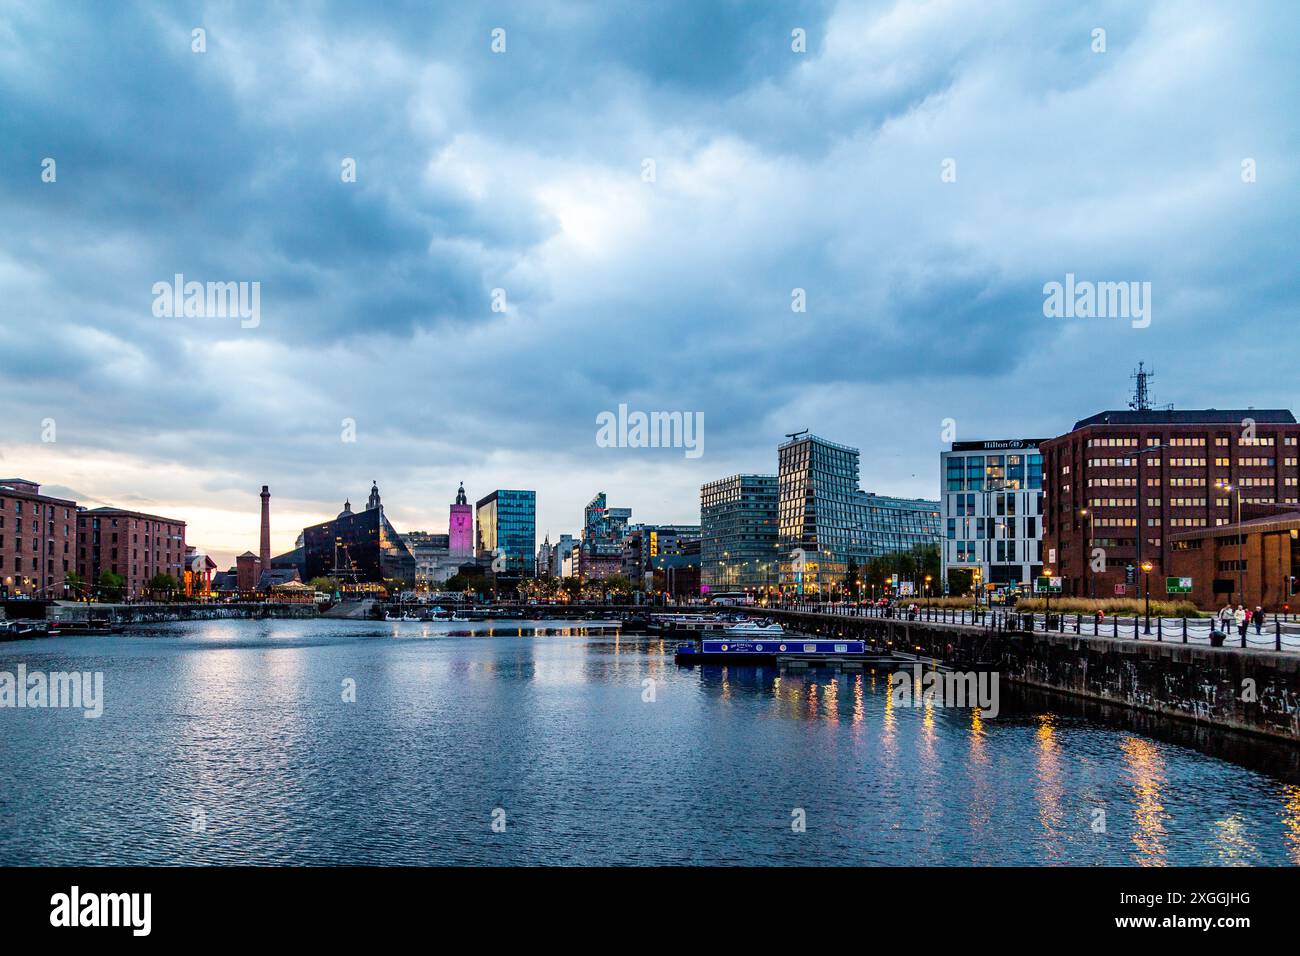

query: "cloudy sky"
xmin=1 ymin=0 xmax=1297 ymax=567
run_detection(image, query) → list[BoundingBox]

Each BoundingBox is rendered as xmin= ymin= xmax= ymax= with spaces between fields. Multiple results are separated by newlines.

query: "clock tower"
xmin=449 ymin=482 xmax=473 ymax=558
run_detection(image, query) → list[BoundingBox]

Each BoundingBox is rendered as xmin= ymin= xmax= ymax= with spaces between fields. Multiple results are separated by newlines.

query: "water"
xmin=2 ymin=618 xmax=1298 ymax=866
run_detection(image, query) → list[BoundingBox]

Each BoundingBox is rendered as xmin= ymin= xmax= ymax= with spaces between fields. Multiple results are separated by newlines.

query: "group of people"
xmin=1216 ymin=604 xmax=1267 ymax=638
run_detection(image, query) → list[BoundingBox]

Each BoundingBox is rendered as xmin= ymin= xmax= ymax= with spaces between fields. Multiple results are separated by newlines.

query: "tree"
xmin=947 ymin=567 xmax=975 ymax=597
xmin=445 ymin=573 xmax=489 ymax=597
xmin=603 ymin=574 xmax=633 ymax=594
xmin=148 ymin=573 xmax=181 ymax=600
xmin=308 ymin=576 xmax=337 ymax=593
xmin=96 ymin=571 xmax=126 ymax=602
xmin=63 ymin=570 xmax=86 ymax=600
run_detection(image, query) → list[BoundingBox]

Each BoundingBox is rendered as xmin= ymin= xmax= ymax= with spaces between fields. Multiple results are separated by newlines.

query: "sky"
xmin=1 ymin=0 xmax=1297 ymax=569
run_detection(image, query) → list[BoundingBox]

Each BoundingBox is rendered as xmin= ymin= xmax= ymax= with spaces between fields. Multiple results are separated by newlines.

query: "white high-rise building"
xmin=940 ymin=440 xmax=1046 ymax=592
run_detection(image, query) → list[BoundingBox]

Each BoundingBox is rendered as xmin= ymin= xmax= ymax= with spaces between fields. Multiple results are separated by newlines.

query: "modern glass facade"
xmin=858 ymin=493 xmax=943 ymax=560
xmin=940 ymin=440 xmax=1046 ymax=587
xmin=583 ymin=492 xmax=631 ymax=542
xmin=302 ymin=494 xmax=416 ymax=586
xmin=700 ymin=474 xmax=780 ymax=591
xmin=778 ymin=434 xmax=940 ymax=591
xmin=476 ymin=489 xmax=536 ymax=577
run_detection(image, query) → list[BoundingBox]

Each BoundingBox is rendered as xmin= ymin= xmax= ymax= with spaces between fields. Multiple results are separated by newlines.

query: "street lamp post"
xmin=1043 ymin=566 xmax=1053 ymax=621
xmin=1141 ymin=559 xmax=1154 ymax=633
xmin=1215 ymin=481 xmax=1243 ymax=605
xmin=1079 ymin=507 xmax=1095 ymax=598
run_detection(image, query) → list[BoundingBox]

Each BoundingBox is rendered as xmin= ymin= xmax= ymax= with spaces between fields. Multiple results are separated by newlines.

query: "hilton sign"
xmin=951 ymin=439 xmax=1047 ymax=452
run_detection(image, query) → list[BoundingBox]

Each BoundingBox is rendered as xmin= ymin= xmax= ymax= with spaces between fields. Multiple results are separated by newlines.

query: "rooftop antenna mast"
xmin=1129 ymin=362 xmax=1154 ymax=411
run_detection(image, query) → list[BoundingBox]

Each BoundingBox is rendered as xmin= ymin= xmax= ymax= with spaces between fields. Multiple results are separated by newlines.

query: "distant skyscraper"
xmin=578 ymin=492 xmax=630 ymax=580
xmin=475 ymin=490 xmax=536 ymax=577
xmin=449 ymin=482 xmax=473 ymax=557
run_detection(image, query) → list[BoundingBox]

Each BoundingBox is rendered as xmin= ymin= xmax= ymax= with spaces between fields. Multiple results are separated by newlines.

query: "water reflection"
xmin=1034 ymin=714 xmax=1067 ymax=861
xmin=3 ymin=622 xmax=1298 ymax=866
xmin=1282 ymin=785 xmax=1300 ymax=865
xmin=1122 ymin=736 xmax=1169 ymax=865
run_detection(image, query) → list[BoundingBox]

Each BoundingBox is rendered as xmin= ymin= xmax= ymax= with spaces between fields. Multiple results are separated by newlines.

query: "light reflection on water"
xmin=0 ymin=618 xmax=1297 ymax=866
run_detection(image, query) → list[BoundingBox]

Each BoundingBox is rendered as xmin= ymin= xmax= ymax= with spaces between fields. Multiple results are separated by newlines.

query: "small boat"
xmin=724 ymin=619 xmax=785 ymax=636
xmin=1 ymin=620 xmax=50 ymax=639
xmin=676 ymin=636 xmax=866 ymax=663
xmin=450 ymin=613 xmax=470 ymax=622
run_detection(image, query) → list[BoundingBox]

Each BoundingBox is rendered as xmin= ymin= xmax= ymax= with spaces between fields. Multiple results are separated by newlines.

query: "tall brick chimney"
xmin=259 ymin=485 xmax=271 ymax=573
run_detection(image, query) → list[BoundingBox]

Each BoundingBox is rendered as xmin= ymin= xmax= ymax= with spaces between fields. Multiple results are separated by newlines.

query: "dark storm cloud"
xmin=0 ymin=0 xmax=1297 ymax=545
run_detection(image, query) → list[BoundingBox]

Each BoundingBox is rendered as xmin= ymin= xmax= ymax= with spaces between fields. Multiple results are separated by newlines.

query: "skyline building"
xmin=1042 ymin=407 xmax=1300 ymax=600
xmin=77 ymin=504 xmax=188 ymax=600
xmin=549 ymin=533 xmax=576 ymax=579
xmin=778 ymin=434 xmax=863 ymax=590
xmin=301 ymin=481 xmax=416 ymax=586
xmin=402 ymin=483 xmax=478 ymax=585
xmin=700 ymin=474 xmax=780 ymax=592
xmin=475 ymin=489 xmax=537 ymax=578
xmin=776 ymin=433 xmax=940 ymax=593
xmin=576 ymin=492 xmax=630 ymax=581
xmin=857 ymin=492 xmax=943 ymax=563
xmin=0 ymin=478 xmax=77 ymax=599
xmin=940 ymin=439 xmax=1046 ymax=589
xmin=449 ymin=482 xmax=473 ymax=557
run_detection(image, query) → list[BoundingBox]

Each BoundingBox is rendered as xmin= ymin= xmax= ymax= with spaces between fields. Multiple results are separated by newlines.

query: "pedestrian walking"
xmin=1254 ymin=605 xmax=1265 ymax=635
xmin=1235 ymin=604 xmax=1247 ymax=640
xmin=1217 ymin=604 xmax=1233 ymax=635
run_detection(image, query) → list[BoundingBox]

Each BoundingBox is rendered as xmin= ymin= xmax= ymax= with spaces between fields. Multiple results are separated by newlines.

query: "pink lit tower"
xmin=259 ymin=485 xmax=271 ymax=573
xmin=449 ymin=482 xmax=473 ymax=558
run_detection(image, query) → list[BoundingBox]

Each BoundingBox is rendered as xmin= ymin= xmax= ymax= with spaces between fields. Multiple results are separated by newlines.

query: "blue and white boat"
xmin=724 ymin=619 xmax=784 ymax=636
xmin=675 ymin=636 xmax=867 ymax=663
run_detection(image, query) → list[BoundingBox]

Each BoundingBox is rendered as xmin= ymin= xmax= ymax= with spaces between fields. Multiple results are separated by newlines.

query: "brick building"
xmin=77 ymin=506 xmax=187 ymax=600
xmin=1041 ymin=409 xmax=1300 ymax=601
xmin=1167 ymin=505 xmax=1300 ymax=610
xmin=0 ymin=479 xmax=77 ymax=598
xmin=235 ymin=551 xmax=262 ymax=593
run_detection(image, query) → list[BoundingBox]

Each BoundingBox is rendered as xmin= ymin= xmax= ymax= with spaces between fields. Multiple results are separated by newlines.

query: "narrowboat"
xmin=675 ymin=636 xmax=867 ymax=664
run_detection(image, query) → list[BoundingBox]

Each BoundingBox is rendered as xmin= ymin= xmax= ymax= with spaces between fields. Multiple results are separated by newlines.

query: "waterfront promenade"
xmin=760 ymin=606 xmax=1300 ymax=744
xmin=778 ymin=602 xmax=1300 ymax=652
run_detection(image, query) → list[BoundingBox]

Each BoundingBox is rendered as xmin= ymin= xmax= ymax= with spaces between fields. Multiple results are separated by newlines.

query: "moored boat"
xmin=675 ymin=636 xmax=867 ymax=663
xmin=724 ymin=619 xmax=784 ymax=636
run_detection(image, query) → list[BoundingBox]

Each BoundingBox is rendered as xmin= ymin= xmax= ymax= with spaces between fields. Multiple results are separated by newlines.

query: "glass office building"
xmin=301 ymin=484 xmax=416 ymax=586
xmin=858 ymin=493 xmax=943 ymax=560
xmin=778 ymin=433 xmax=940 ymax=592
xmin=700 ymin=474 xmax=780 ymax=592
xmin=940 ymin=440 xmax=1045 ymax=587
xmin=702 ymin=473 xmax=780 ymax=590
xmin=476 ymin=489 xmax=536 ymax=577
